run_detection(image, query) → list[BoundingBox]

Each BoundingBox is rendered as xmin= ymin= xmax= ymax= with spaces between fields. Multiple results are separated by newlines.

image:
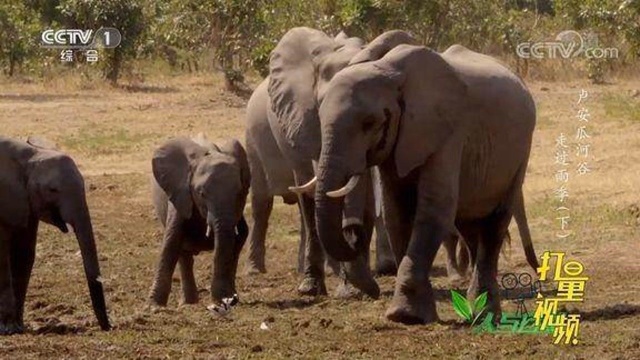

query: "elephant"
xmin=148 ymin=136 xmax=250 ymax=306
xmin=443 ymin=188 xmax=540 ymax=280
xmin=313 ymin=38 xmax=536 ymax=324
xmin=0 ymin=136 xmax=110 ymax=334
xmin=244 ymin=28 xmax=413 ymax=298
xmin=244 ymin=80 xmax=394 ymax=279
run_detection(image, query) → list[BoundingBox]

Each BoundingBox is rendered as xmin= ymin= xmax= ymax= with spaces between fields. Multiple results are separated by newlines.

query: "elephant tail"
xmin=513 ymin=188 xmax=539 ymax=272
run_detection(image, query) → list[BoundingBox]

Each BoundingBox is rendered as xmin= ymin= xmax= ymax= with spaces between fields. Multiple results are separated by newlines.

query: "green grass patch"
xmin=62 ymin=125 xmax=157 ymax=156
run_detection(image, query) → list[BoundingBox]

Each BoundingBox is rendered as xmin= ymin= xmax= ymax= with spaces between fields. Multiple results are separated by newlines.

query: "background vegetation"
xmin=0 ymin=0 xmax=639 ymax=85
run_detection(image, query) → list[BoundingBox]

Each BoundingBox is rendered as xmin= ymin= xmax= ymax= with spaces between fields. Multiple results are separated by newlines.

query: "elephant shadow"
xmin=579 ymin=303 xmax=640 ymax=322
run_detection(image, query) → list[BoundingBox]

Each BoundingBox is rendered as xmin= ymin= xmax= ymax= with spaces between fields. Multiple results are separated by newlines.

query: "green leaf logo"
xmin=473 ymin=292 xmax=488 ymax=314
xmin=451 ymin=290 xmax=489 ymax=325
xmin=451 ymin=290 xmax=473 ymax=322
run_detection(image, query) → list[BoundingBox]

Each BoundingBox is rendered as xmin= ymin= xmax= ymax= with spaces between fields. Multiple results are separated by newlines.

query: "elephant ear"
xmin=268 ymin=27 xmax=336 ymax=158
xmin=219 ymin=139 xmax=250 ymax=193
xmin=349 ymin=30 xmax=418 ymax=65
xmin=152 ymin=138 xmax=207 ymax=219
xmin=0 ymin=138 xmax=33 ymax=228
xmin=27 ymin=136 xmax=58 ymax=150
xmin=388 ymin=45 xmax=469 ymax=178
xmin=192 ymin=132 xmax=221 ymax=153
xmin=334 ymin=31 xmax=365 ymax=48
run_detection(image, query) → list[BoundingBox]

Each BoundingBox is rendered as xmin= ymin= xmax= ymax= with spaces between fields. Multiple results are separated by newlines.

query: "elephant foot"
xmin=244 ymin=261 xmax=266 ymax=276
xmin=385 ymin=299 xmax=438 ymax=325
xmin=385 ymin=283 xmax=438 ymax=324
xmin=180 ymin=296 xmax=199 ymax=306
xmin=147 ymin=300 xmax=167 ymax=308
xmin=333 ymin=281 xmax=362 ymax=299
xmin=375 ymin=260 xmax=397 ymax=276
xmin=297 ymin=276 xmax=327 ymax=296
xmin=333 ymin=280 xmax=379 ymax=300
xmin=385 ymin=257 xmax=438 ymax=325
xmin=0 ymin=319 xmax=24 ymax=335
xmin=339 ymin=268 xmax=380 ymax=300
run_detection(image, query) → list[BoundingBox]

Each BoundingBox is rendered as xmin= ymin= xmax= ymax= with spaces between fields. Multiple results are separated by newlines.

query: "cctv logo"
xmin=40 ymin=28 xmax=121 ymax=49
xmin=42 ymin=29 xmax=93 ymax=46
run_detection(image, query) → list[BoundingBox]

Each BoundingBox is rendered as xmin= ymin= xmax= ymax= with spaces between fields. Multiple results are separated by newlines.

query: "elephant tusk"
xmin=326 ymin=175 xmax=361 ymax=198
xmin=206 ymin=225 xmax=212 ymax=238
xmin=288 ymin=176 xmax=317 ymax=195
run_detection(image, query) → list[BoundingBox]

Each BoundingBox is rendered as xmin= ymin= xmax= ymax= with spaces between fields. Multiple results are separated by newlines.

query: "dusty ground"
xmin=0 ymin=72 xmax=638 ymax=359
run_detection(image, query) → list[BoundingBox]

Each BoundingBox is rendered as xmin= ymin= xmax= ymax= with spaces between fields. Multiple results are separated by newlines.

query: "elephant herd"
xmin=0 ymin=27 xmax=540 ymax=334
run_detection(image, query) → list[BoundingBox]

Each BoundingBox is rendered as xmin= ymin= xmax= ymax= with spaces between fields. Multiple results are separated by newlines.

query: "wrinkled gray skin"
xmin=314 ymin=38 xmax=536 ymax=324
xmin=245 ymin=28 xmax=410 ymax=298
xmin=0 ymin=136 xmax=110 ymax=334
xmin=444 ymin=189 xmax=540 ymax=280
xmin=148 ymin=137 xmax=250 ymax=306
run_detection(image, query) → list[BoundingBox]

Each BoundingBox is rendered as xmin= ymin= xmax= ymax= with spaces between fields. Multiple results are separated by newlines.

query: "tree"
xmin=58 ymin=0 xmax=146 ymax=84
xmin=0 ymin=2 xmax=40 ymax=76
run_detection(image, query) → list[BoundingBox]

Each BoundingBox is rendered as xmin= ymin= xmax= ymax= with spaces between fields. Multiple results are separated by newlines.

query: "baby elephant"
xmin=0 ymin=136 xmax=110 ymax=334
xmin=148 ymin=136 xmax=250 ymax=307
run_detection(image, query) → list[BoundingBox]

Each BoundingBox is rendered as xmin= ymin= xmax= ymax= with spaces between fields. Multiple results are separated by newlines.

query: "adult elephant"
xmin=0 ymin=136 xmax=110 ymax=334
xmin=244 ymin=28 xmax=413 ymax=298
xmin=314 ymin=41 xmax=536 ymax=324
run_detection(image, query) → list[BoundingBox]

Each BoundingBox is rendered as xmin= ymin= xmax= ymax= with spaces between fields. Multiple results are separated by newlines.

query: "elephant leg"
xmin=9 ymin=223 xmax=37 ymax=330
xmin=442 ymin=236 xmax=462 ymax=282
xmin=335 ymin=204 xmax=380 ymax=299
xmin=179 ymin=254 xmax=198 ymax=305
xmin=297 ymin=192 xmax=327 ymax=296
xmin=294 ymin=201 xmax=338 ymax=276
xmin=149 ymin=208 xmax=183 ymax=306
xmin=385 ymin=145 xmax=461 ymax=324
xmin=457 ymin=237 xmax=471 ymax=275
xmin=467 ymin=211 xmax=510 ymax=322
xmin=386 ymin=218 xmax=452 ymax=324
xmin=378 ymin=167 xmax=416 ymax=267
xmin=0 ymin=228 xmax=20 ymax=335
xmin=297 ymin=208 xmax=305 ymax=274
xmin=244 ymin=188 xmax=272 ymax=275
xmin=374 ymin=215 xmax=396 ymax=276
xmin=443 ymin=225 xmax=472 ymax=279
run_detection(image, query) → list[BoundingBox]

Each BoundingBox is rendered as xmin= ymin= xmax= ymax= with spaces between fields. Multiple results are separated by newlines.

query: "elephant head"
xmin=152 ymin=137 xmax=250 ymax=301
xmin=268 ymin=27 xmax=417 ymax=163
xmin=0 ymin=136 xmax=111 ymax=330
xmin=314 ymin=43 xmax=469 ymax=261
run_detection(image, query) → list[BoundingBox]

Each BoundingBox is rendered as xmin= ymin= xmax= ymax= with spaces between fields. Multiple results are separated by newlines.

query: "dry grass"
xmin=0 ymin=72 xmax=639 ymax=359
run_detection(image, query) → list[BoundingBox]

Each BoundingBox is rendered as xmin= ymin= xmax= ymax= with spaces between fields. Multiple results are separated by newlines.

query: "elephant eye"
xmin=362 ymin=118 xmax=376 ymax=132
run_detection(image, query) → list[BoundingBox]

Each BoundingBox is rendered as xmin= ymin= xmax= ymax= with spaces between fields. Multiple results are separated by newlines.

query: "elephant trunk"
xmin=68 ymin=201 xmax=111 ymax=331
xmin=209 ymin=212 xmax=242 ymax=302
xmin=315 ymin=154 xmax=360 ymax=262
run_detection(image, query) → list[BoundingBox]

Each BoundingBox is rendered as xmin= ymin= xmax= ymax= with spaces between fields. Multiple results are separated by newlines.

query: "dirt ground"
xmin=0 ymin=73 xmax=638 ymax=359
